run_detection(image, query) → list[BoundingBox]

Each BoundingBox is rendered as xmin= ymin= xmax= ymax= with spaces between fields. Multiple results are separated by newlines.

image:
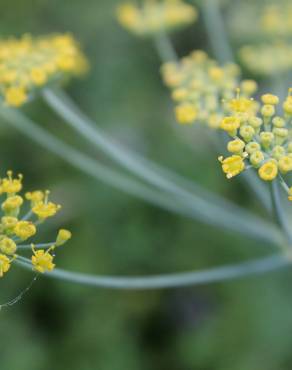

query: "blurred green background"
xmin=1 ymin=1 xmax=292 ymax=369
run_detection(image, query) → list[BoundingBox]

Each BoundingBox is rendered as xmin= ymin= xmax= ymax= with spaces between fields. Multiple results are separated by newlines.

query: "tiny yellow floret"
xmin=0 ymin=254 xmax=12 ymax=277
xmin=249 ymin=151 xmax=265 ymax=167
xmin=258 ymin=160 xmax=278 ymax=181
xmin=2 ymin=195 xmax=23 ymax=214
xmin=278 ymin=156 xmax=292 ymax=174
xmin=31 ymin=247 xmax=55 ymax=273
xmin=175 ymin=103 xmax=197 ymax=124
xmin=261 ymin=104 xmax=275 ymax=117
xmin=261 ymin=94 xmax=279 ymax=105
xmin=4 ymin=87 xmax=27 ymax=107
xmin=25 ymin=190 xmax=45 ymax=205
xmin=227 ymin=139 xmax=245 ymax=154
xmin=241 ymin=80 xmax=258 ymax=95
xmin=0 ymin=171 xmax=23 ymax=194
xmin=219 ymin=155 xmax=245 ymax=179
xmin=220 ymin=116 xmax=240 ymax=135
xmin=14 ymin=221 xmax=36 ymax=240
xmin=56 ymin=229 xmax=72 ymax=246
xmin=0 ymin=237 xmax=17 ymax=255
xmin=32 ymin=201 xmax=61 ymax=220
xmin=1 ymin=216 xmax=18 ymax=233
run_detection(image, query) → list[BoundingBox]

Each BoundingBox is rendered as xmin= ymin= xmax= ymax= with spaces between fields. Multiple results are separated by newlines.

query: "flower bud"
xmin=250 ymin=150 xmax=265 ymax=167
xmin=239 ymin=125 xmax=255 ymax=142
xmin=273 ymin=127 xmax=288 ymax=145
xmin=56 ymin=229 xmax=72 ymax=246
xmin=278 ymin=156 xmax=292 ymax=173
xmin=227 ymin=139 xmax=245 ymax=154
xmin=245 ymin=142 xmax=260 ymax=154
xmin=261 ymin=104 xmax=275 ymax=117
xmin=272 ymin=145 xmax=286 ymax=160
xmin=261 ymin=94 xmax=279 ymax=105
xmin=260 ymin=132 xmax=274 ymax=148
xmin=272 ymin=116 xmax=285 ymax=128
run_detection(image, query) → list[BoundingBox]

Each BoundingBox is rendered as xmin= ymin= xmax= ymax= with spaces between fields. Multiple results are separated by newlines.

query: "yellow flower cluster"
xmin=219 ymin=90 xmax=292 ymax=200
xmin=260 ymin=3 xmax=292 ymax=38
xmin=0 ymin=171 xmax=71 ymax=277
xmin=116 ymin=0 xmax=197 ymax=37
xmin=239 ymin=42 xmax=292 ymax=76
xmin=161 ymin=50 xmax=258 ymax=128
xmin=227 ymin=1 xmax=292 ymax=76
xmin=0 ymin=33 xmax=88 ymax=107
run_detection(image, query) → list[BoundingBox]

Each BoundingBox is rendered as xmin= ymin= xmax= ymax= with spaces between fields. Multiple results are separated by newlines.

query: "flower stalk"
xmin=270 ymin=179 xmax=292 ymax=249
xmin=0 ymin=104 xmax=284 ymax=246
xmin=16 ymin=253 xmax=290 ymax=290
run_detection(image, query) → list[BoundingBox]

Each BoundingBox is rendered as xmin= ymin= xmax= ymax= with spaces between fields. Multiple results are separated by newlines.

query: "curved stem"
xmin=16 ymin=254 xmax=290 ymax=290
xmin=0 ymin=104 xmax=282 ymax=244
xmin=0 ymin=106 xmax=211 ymax=221
xmin=41 ymin=87 xmax=283 ymax=244
xmin=43 ymin=87 xmax=222 ymax=206
xmin=270 ymin=180 xmax=292 ymax=245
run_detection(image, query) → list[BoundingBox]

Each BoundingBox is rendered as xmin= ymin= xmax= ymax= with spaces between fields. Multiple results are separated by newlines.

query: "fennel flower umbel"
xmin=0 ymin=33 xmax=88 ymax=107
xmin=0 ymin=170 xmax=71 ymax=277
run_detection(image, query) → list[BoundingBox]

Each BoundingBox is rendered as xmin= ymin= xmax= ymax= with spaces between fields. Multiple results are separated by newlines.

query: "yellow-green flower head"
xmin=228 ymin=1 xmax=292 ymax=42
xmin=161 ymin=50 xmax=256 ymax=128
xmin=116 ymin=0 xmax=198 ymax=37
xmin=0 ymin=170 xmax=71 ymax=278
xmin=260 ymin=3 xmax=292 ymax=38
xmin=0 ymin=33 xmax=89 ymax=107
xmin=219 ymin=89 xmax=292 ymax=201
xmin=239 ymin=42 xmax=292 ymax=76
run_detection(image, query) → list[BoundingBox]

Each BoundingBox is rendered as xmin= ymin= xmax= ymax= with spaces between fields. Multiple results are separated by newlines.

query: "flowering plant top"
xmin=0 ymin=33 xmax=88 ymax=107
xmin=0 ymin=171 xmax=71 ymax=277
xmin=117 ymin=0 xmax=197 ymax=37
xmin=219 ymin=90 xmax=292 ymax=200
xmin=162 ymin=50 xmax=257 ymax=128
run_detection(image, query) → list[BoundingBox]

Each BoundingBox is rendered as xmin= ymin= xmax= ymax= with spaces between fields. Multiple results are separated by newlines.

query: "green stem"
xmin=17 ymin=242 xmax=55 ymax=250
xmin=153 ymin=31 xmax=178 ymax=63
xmin=270 ymin=179 xmax=292 ymax=245
xmin=201 ymin=0 xmax=234 ymax=63
xmin=0 ymin=104 xmax=284 ymax=245
xmin=41 ymin=88 xmax=285 ymax=244
xmin=16 ymin=254 xmax=290 ymax=290
xmin=0 ymin=106 xmax=212 ymax=223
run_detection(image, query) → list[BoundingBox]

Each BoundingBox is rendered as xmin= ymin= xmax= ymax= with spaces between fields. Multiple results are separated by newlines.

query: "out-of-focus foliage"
xmin=1 ymin=1 xmax=292 ymax=370
xmin=116 ymin=0 xmax=197 ymax=37
xmin=228 ymin=0 xmax=292 ymax=77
